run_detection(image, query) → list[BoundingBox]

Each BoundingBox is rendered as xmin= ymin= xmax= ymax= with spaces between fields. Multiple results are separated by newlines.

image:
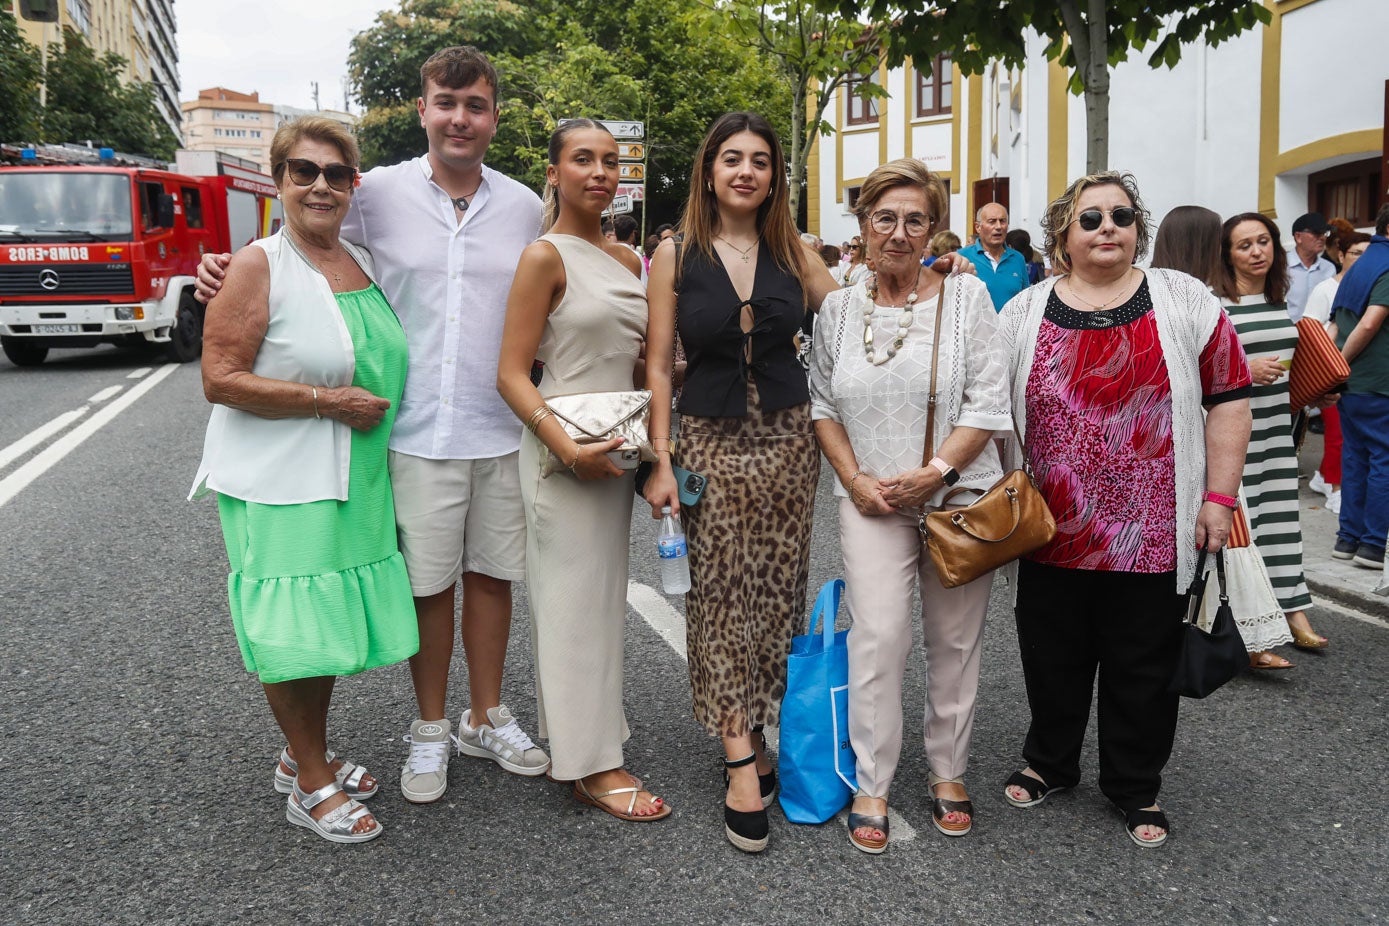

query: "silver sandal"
xmin=286 ymin=780 xmax=382 ymax=844
xmin=273 ymin=747 xmax=377 ymax=799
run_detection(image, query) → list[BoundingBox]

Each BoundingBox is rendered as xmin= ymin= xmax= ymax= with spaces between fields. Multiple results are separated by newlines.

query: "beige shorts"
xmin=389 ymin=450 xmax=527 ymax=596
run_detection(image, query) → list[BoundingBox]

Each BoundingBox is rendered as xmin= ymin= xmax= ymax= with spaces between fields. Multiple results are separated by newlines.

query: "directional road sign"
xmin=600 ymin=120 xmax=645 ymax=140
xmin=616 ymin=182 xmax=645 ymax=201
xmin=619 ymin=163 xmax=644 ymax=181
xmin=607 ymin=194 xmax=633 ymax=215
xmin=618 ymin=143 xmax=644 ymax=160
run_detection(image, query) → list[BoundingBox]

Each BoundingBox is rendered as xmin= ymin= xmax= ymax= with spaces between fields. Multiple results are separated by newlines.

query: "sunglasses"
xmin=1073 ymin=206 xmax=1137 ymax=232
xmin=283 ymin=158 xmax=357 ymax=192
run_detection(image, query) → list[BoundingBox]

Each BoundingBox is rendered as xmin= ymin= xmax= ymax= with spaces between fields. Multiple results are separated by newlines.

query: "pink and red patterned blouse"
xmin=1024 ymin=280 xmax=1251 ymax=573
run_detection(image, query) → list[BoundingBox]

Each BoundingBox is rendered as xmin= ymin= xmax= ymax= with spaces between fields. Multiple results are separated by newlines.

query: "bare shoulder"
xmin=214 ymin=244 xmax=270 ymax=304
xmin=518 ymin=237 xmax=564 ymax=271
xmin=606 ymin=242 xmax=643 ymax=278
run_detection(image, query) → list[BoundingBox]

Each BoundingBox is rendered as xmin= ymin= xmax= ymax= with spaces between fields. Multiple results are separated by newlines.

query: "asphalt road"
xmin=2 ymin=344 xmax=1387 ymax=926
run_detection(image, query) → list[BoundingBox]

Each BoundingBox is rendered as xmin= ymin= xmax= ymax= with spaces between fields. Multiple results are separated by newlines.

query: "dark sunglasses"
xmin=283 ymin=158 xmax=357 ymax=192
xmin=1073 ymin=206 xmax=1137 ymax=232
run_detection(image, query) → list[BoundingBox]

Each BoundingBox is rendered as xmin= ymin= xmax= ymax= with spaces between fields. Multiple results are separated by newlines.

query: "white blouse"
xmin=809 ymin=274 xmax=1012 ymax=507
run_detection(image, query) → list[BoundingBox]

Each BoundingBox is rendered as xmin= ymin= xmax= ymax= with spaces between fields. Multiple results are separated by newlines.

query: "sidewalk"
xmin=1295 ymin=430 xmax=1386 ymax=613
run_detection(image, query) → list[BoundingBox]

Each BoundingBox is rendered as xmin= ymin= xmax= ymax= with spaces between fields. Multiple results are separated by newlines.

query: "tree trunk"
xmin=789 ymin=89 xmax=805 ymax=222
xmin=1083 ymin=42 xmax=1109 ymax=172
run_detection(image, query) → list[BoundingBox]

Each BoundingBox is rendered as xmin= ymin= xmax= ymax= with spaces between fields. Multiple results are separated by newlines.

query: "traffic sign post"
xmin=607 ymin=194 xmax=633 ymax=215
xmin=618 ymin=143 xmax=644 ymax=160
xmin=599 ymin=120 xmax=645 ymax=140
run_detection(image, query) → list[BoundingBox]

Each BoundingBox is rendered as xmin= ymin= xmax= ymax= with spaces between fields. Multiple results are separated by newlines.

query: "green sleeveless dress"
xmin=217 ymin=284 xmax=418 ymax=683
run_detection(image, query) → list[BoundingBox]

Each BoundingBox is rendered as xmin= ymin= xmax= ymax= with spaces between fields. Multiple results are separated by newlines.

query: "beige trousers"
xmin=840 ymin=498 xmax=993 ymax=797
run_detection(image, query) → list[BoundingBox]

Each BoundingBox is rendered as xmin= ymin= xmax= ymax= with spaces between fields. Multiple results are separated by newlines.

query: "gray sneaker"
xmin=401 ymin=718 xmax=457 ymax=803
xmin=457 ymin=705 xmax=551 ymax=776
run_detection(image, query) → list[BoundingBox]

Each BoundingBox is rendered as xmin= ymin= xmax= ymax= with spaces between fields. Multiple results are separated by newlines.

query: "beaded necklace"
xmin=862 ymin=267 xmax=923 ymax=365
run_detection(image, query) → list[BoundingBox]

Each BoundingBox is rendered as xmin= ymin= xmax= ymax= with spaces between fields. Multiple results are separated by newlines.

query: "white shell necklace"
xmin=862 ymin=266 xmax=923 ymax=365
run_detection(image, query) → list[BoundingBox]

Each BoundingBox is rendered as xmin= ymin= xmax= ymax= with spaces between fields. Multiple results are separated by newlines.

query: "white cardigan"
xmin=189 ymin=232 xmax=377 ymax=505
xmin=997 ymin=268 xmax=1223 ymax=591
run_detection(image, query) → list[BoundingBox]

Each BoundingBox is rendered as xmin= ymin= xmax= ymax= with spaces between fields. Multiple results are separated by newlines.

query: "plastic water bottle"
xmin=657 ymin=505 xmax=692 ymax=595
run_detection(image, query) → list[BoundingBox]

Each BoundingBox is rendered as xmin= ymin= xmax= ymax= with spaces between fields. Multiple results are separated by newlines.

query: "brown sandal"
xmin=573 ymin=775 xmax=672 ymax=822
xmin=1248 ymin=651 xmax=1294 ymax=670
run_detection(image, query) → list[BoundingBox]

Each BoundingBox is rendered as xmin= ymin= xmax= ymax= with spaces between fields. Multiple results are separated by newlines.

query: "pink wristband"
xmin=1203 ymin=491 xmax=1238 ymax=509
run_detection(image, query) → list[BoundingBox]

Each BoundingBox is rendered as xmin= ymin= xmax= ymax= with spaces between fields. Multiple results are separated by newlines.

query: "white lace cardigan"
xmin=997 ymin=268 xmax=1225 ymax=591
xmin=809 ymin=273 xmax=1012 ymax=508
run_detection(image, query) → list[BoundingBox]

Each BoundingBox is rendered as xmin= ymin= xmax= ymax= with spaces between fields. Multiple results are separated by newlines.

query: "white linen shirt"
xmin=341 ymin=157 xmax=543 ymax=460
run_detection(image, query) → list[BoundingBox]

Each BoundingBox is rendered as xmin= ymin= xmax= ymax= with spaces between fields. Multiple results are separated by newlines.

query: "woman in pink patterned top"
xmin=995 ymin=172 xmax=1253 ymax=848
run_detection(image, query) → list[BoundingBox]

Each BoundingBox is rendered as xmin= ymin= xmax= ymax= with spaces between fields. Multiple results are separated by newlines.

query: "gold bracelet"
xmin=567 ymin=448 xmax=581 ymax=473
xmin=845 ymin=470 xmax=866 ymax=492
xmin=311 ymin=386 xmax=321 ymax=420
xmin=525 ymin=405 xmax=553 ymax=434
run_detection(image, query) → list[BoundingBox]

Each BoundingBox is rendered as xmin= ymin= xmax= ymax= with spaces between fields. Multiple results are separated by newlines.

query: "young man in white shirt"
xmin=197 ymin=47 xmax=549 ymax=802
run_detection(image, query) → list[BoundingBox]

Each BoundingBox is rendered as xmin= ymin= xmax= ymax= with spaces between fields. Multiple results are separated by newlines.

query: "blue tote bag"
xmin=778 ymin=578 xmax=857 ymax=824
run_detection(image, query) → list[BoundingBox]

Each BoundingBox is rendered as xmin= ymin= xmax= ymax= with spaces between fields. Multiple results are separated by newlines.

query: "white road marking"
xmin=87 ymin=385 xmax=124 ymax=404
xmin=126 ymin=367 xmax=152 ymax=379
xmin=0 ymin=363 xmax=180 ymax=508
xmin=626 ymin=579 xmax=920 ymax=843
xmin=626 ymin=580 xmax=687 ymax=659
xmin=0 ymin=406 xmax=90 ymax=472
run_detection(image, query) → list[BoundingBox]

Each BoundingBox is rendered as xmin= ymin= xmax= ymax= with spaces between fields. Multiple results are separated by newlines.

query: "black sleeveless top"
xmin=676 ymin=244 xmax=810 ymax=417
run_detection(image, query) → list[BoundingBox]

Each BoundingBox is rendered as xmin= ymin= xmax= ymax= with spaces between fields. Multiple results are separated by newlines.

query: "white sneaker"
xmin=1326 ymin=489 xmax=1341 ymax=515
xmin=457 ymin=705 xmax=551 ymax=776
xmin=401 ymin=718 xmax=457 ymax=803
xmin=1308 ymin=472 xmax=1331 ymax=499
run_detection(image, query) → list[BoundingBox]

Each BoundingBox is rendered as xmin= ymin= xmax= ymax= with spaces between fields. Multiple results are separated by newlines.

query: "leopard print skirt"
xmin=678 ymin=380 xmax=819 ymax=738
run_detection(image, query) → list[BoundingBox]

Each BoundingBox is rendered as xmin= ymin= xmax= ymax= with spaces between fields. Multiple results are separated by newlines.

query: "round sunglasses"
xmin=1072 ymin=206 xmax=1137 ymax=232
xmin=283 ymin=158 xmax=358 ymax=193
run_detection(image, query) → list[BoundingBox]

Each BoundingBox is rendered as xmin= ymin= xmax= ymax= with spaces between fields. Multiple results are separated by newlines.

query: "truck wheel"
xmin=1 ymin=337 xmax=48 ymax=367
xmin=165 ymin=294 xmax=203 ymax=363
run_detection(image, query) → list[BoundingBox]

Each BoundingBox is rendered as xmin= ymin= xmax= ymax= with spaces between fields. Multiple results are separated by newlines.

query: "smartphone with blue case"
xmin=673 ymin=465 xmax=707 ymax=506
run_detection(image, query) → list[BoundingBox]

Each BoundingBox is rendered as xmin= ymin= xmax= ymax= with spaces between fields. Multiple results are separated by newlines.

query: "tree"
xmin=830 ymin=0 xmax=1271 ymax=172
xmin=348 ymin=0 xmax=787 ymax=225
xmin=0 ymin=12 xmax=43 ymax=140
xmin=715 ymin=0 xmax=887 ymax=220
xmin=40 ymin=28 xmax=177 ymax=159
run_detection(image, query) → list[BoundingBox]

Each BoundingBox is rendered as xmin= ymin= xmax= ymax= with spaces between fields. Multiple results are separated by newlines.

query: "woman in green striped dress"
xmin=1218 ymin=213 xmax=1327 ymax=650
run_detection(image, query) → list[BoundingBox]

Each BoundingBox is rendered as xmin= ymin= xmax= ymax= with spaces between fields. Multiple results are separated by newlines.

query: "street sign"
xmin=607 ymin=194 xmax=633 ymax=215
xmin=616 ymin=182 xmax=645 ymax=201
xmin=618 ymin=143 xmax=644 ymax=160
xmin=600 ymin=120 xmax=645 ymax=140
xmin=619 ymin=163 xmax=644 ymax=181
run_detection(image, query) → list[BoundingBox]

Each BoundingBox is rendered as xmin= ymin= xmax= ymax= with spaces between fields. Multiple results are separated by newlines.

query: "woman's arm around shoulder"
xmin=802 ymin=241 xmax=842 ymax=309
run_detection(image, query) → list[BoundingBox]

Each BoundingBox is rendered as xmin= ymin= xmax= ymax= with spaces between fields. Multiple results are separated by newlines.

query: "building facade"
xmin=9 ymin=0 xmax=181 ymax=137
xmin=181 ymin=88 xmax=359 ymax=174
xmin=811 ymin=0 xmax=1386 ymax=253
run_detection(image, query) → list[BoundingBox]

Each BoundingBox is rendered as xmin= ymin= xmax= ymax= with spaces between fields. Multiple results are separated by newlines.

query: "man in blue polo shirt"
xmin=959 ymin=202 xmax=1030 ymax=311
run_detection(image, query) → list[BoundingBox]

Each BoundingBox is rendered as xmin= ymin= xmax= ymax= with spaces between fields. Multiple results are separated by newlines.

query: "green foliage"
xmin=36 ymin=27 xmax=177 ymax=159
xmin=829 ymin=0 xmax=1270 ymax=170
xmin=715 ymin=0 xmax=889 ymax=219
xmin=348 ymin=0 xmax=788 ymax=223
xmin=0 ymin=12 xmax=43 ymax=140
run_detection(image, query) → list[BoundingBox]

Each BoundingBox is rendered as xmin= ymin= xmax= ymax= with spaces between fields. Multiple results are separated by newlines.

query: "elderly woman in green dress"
xmin=190 ymin=117 xmax=418 ymax=844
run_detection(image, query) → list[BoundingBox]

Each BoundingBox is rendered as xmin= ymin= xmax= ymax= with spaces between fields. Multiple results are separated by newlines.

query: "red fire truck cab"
xmin=0 ymin=145 xmax=282 ymax=366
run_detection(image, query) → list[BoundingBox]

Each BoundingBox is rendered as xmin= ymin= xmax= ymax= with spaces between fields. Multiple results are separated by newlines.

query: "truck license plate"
xmin=35 ymin=324 xmax=81 ymax=334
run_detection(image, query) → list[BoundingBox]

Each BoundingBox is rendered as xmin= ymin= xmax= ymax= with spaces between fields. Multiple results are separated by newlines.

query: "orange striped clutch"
xmin=1228 ymin=506 xmax=1251 ymax=549
xmin=1289 ymin=317 xmax=1350 ymax=410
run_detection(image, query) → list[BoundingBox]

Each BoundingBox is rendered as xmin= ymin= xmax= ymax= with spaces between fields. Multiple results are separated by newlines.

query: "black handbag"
xmin=1169 ymin=549 xmax=1247 ymax=698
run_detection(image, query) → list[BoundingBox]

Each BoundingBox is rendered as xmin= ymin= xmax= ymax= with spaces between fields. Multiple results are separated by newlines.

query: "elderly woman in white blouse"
xmin=810 ymin=159 xmax=1011 ymax=853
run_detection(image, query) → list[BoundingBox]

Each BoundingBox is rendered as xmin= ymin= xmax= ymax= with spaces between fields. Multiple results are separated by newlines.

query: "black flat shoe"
xmin=723 ymin=753 xmax=768 ymax=853
xmin=1125 ymin=807 xmax=1170 ymax=848
xmin=1003 ymin=770 xmax=1068 ymax=808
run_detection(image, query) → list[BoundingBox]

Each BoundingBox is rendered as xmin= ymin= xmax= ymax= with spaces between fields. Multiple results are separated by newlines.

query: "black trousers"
xmin=1014 ymin=560 xmax=1185 ymax=812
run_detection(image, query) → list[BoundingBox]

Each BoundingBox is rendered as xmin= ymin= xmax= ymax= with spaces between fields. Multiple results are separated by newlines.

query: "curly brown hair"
xmin=1041 ymin=171 xmax=1151 ymax=274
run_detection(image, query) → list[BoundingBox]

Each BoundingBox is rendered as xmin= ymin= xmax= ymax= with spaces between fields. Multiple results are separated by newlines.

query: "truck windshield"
xmin=0 ymin=172 xmax=132 ymax=240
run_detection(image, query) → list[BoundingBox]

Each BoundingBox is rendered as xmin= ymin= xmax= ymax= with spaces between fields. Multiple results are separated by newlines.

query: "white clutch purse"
xmin=539 ymin=390 xmax=658 ymax=477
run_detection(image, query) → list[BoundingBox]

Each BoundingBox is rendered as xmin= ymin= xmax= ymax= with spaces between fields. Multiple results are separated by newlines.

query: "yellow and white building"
xmin=810 ymin=0 xmax=1386 ymax=248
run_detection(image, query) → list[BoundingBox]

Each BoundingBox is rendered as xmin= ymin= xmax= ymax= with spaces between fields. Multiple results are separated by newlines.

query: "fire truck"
xmin=0 ymin=144 xmax=283 ymax=366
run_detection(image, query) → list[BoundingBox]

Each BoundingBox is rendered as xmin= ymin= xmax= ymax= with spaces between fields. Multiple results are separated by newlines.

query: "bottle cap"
xmin=661 ymin=505 xmax=672 ymax=515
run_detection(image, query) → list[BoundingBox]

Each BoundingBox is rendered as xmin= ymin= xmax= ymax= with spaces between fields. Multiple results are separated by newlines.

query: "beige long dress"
xmin=519 ymin=233 xmax=648 ymax=781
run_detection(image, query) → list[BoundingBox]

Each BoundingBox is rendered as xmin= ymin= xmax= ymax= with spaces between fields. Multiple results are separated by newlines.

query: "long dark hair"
xmin=541 ymin=118 xmax=612 ymax=233
xmin=678 ymin=112 xmax=807 ymax=295
xmin=1151 ymin=205 xmax=1223 ymax=287
xmin=1218 ymin=212 xmax=1289 ymax=303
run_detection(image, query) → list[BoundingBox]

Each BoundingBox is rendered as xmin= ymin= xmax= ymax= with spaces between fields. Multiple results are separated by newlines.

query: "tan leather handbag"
xmin=914 ymin=279 xmax=1056 ymax=588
